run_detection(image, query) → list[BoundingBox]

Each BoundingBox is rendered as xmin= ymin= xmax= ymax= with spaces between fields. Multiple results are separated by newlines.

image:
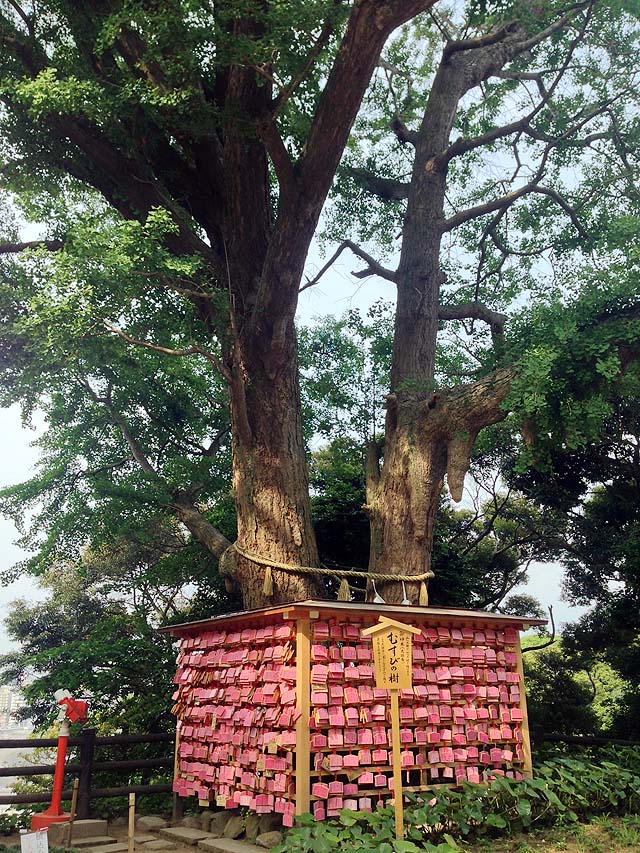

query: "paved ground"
xmin=2 ymin=820 xmax=268 ymax=853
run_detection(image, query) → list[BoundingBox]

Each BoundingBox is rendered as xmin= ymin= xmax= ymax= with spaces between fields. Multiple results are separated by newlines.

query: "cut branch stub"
xmin=446 ymin=428 xmax=478 ymax=503
xmin=440 ymin=366 xmax=517 ymax=502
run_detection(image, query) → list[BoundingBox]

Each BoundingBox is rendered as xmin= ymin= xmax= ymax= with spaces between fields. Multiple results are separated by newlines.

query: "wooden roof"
xmin=159 ymin=598 xmax=547 ymax=637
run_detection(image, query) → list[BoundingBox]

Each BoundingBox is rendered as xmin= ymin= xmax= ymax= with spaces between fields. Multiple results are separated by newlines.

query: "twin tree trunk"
xmin=167 ymin=14 xmax=538 ymax=610
xmin=2 ymin=5 xmax=582 ymax=609
xmin=218 ymin=31 xmax=527 ymax=610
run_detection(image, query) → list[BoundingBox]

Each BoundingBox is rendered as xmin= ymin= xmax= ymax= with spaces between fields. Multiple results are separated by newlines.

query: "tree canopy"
xmin=0 ymin=0 xmax=640 ymax=612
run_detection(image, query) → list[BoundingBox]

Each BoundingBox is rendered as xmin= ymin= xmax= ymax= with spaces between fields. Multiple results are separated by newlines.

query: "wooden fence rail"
xmin=0 ymin=729 xmax=174 ymax=816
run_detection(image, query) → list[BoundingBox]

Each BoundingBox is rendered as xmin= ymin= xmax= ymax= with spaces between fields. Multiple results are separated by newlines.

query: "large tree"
xmin=0 ymin=0 xmax=438 ymax=607
xmin=1 ymin=0 xmax=640 ymax=608
xmin=320 ymin=0 xmax=640 ymax=600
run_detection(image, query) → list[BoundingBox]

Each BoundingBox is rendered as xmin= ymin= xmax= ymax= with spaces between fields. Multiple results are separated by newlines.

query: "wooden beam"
xmin=160 ymin=599 xmax=547 ymax=636
xmin=295 ymin=617 xmax=311 ymax=816
xmin=515 ymin=634 xmax=534 ymax=779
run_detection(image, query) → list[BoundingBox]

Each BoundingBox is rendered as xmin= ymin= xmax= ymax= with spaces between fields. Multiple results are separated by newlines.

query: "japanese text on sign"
xmin=20 ymin=832 xmax=48 ymax=853
xmin=371 ymin=629 xmax=413 ymax=689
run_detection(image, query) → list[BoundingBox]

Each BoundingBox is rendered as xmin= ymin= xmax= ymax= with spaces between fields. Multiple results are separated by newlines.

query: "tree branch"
xmin=272 ymin=3 xmax=342 ymax=116
xmin=440 ymin=137 xmax=576 ymax=234
xmin=171 ymin=493 xmax=231 ymax=559
xmin=530 ymin=186 xmax=589 ymax=239
xmin=438 ymin=301 xmax=507 ymax=333
xmin=301 ymin=239 xmax=397 ymax=292
xmin=78 ymin=376 xmax=231 ymax=560
xmin=439 ymin=1 xmax=595 ymax=169
xmin=257 ymin=118 xmax=297 ymax=200
xmin=296 ymin=0 xmax=436 ymax=202
xmin=443 ymin=20 xmax=521 ymax=59
xmin=5 ymin=0 xmax=33 ymax=34
xmin=440 ymin=300 xmax=507 ymax=353
xmin=79 ymin=378 xmax=158 ymax=478
xmin=346 ymin=166 xmax=410 ymax=201
xmin=0 ymin=239 xmax=64 ymax=255
xmin=202 ymin=425 xmax=231 ymax=458
xmin=391 ymin=116 xmax=419 ymax=146
xmin=496 ymin=69 xmax=549 ymax=98
xmin=516 ymin=1 xmax=592 ymax=54
xmin=104 ymin=323 xmax=230 ymax=380
xmin=523 ymin=606 xmax=556 ymax=653
xmin=441 ymin=183 xmax=536 ymax=231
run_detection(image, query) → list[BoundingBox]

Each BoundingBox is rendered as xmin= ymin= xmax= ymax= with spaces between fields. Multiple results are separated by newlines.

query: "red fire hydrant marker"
xmin=31 ymin=692 xmax=88 ymax=831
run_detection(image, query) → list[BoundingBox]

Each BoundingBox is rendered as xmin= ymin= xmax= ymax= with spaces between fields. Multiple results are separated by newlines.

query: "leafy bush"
xmin=0 ymin=812 xmax=29 ymax=837
xmin=275 ymin=749 xmax=640 ymax=851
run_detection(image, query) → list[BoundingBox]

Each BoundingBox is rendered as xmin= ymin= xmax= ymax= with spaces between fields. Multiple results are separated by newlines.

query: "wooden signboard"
xmin=20 ymin=831 xmax=48 ymax=853
xmin=362 ymin=616 xmax=421 ymax=839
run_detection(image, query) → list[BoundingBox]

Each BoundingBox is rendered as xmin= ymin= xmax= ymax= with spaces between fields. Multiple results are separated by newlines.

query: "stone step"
xmin=49 ymin=820 xmax=109 ymax=845
xmin=141 ymin=841 xmax=177 ymax=851
xmin=72 ymin=836 xmax=119 ymax=849
xmin=135 ymin=817 xmax=168 ymax=832
xmin=158 ymin=827 xmax=212 ymax=846
xmin=80 ymin=844 xmax=129 ymax=853
xmin=198 ymin=841 xmax=264 ymax=853
xmin=134 ymin=835 xmax=159 ymax=844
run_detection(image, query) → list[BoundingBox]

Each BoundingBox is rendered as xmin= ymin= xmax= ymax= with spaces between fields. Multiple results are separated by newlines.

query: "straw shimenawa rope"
xmin=233 ymin=542 xmax=434 ymax=605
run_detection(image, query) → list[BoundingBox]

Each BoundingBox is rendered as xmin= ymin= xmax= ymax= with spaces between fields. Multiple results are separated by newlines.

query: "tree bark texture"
xmin=367 ymin=368 xmax=516 ymax=601
xmin=226 ymin=326 xmax=326 ymax=607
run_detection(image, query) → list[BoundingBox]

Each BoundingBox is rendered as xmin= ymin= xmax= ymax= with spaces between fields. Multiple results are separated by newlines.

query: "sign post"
xmin=362 ymin=616 xmax=421 ymax=839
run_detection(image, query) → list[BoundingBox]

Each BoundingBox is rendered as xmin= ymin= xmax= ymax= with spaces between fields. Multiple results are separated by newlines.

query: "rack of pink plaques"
xmin=161 ymin=600 xmax=546 ymax=825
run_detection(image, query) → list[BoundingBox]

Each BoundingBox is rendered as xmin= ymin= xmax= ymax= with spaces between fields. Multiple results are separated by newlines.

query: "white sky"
xmin=0 ymin=406 xmax=48 ymax=654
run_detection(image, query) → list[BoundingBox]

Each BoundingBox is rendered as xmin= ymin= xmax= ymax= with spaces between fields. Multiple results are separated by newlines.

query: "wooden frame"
xmin=294 ymin=618 xmax=311 ymax=815
xmin=515 ymin=634 xmax=533 ymax=779
xmin=166 ymin=600 xmax=545 ymax=819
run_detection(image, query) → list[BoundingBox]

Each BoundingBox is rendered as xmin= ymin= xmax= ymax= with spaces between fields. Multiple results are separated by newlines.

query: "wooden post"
xmin=127 ymin=793 xmax=135 ymax=853
xmin=294 ymin=617 xmax=311 ymax=816
xmin=172 ymin=721 xmax=183 ymax=823
xmin=77 ymin=728 xmax=96 ymax=819
xmin=64 ymin=779 xmax=79 ymax=849
xmin=515 ymin=635 xmax=533 ymax=779
xmin=362 ymin=616 xmax=421 ymax=840
xmin=389 ymin=689 xmax=403 ymax=840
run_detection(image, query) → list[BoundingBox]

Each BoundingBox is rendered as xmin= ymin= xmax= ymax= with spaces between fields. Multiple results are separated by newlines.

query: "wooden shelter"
xmin=161 ymin=600 xmax=546 ymax=825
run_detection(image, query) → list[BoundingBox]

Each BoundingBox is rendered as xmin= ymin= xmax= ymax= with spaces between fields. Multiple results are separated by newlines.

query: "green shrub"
xmin=0 ymin=812 xmax=29 ymax=837
xmin=275 ymin=748 xmax=640 ymax=851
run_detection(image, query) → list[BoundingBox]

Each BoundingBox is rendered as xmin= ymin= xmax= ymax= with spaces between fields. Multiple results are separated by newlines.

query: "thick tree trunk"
xmin=366 ymin=30 xmax=532 ymax=603
xmin=367 ymin=369 xmax=516 ymax=603
xmin=366 ymin=400 xmax=447 ymax=603
xmin=214 ymin=1 xmax=441 ymax=610
xmin=224 ymin=322 xmax=325 ymax=608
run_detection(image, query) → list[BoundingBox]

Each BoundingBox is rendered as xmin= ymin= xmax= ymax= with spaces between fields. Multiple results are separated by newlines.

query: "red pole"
xmin=31 ymin=720 xmax=72 ymax=830
xmin=49 ymin=719 xmax=69 ymax=816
